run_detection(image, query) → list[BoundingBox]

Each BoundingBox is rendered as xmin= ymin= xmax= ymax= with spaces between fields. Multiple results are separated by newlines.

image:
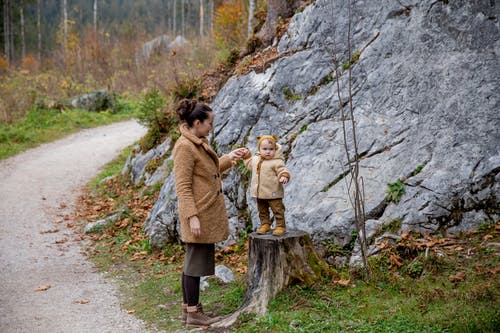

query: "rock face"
xmin=144 ymin=0 xmax=499 ymax=256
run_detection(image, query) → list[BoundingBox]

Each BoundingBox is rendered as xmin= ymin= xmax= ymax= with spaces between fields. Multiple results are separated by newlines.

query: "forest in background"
xmin=0 ymin=0 xmax=264 ymax=122
xmin=1 ymin=0 xmax=257 ymax=64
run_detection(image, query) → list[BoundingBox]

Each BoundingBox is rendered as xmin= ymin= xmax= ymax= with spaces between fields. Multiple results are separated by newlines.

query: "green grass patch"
xmin=0 ymin=105 xmax=137 ymax=160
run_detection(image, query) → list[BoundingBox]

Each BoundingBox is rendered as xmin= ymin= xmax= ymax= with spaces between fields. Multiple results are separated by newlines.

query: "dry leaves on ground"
xmin=34 ymin=285 xmax=51 ymax=292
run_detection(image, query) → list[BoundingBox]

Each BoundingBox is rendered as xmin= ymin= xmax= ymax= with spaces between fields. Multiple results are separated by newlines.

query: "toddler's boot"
xmin=257 ymin=223 xmax=271 ymax=234
xmin=272 ymin=226 xmax=286 ymax=236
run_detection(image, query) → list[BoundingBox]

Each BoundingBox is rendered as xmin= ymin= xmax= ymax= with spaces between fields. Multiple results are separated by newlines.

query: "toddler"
xmin=244 ymin=135 xmax=290 ymax=236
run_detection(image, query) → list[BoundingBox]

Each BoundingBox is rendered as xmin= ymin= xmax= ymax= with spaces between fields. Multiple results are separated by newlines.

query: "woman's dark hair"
xmin=176 ymin=99 xmax=213 ymax=127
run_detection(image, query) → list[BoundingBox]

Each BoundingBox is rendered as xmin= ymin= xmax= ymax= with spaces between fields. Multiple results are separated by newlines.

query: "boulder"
xmin=70 ymin=90 xmax=117 ymax=112
xmin=135 ymin=35 xmax=188 ymax=65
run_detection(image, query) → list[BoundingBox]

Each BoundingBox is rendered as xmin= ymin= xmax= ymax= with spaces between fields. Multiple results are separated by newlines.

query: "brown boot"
xmin=186 ymin=305 xmax=219 ymax=328
xmin=182 ymin=303 xmax=215 ymax=324
xmin=257 ymin=224 xmax=271 ymax=234
xmin=273 ymin=226 xmax=286 ymax=236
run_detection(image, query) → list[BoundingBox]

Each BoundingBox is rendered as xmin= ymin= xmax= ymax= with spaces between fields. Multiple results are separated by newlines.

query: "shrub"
xmin=137 ymin=89 xmax=178 ymax=151
xmin=173 ymin=76 xmax=202 ymax=100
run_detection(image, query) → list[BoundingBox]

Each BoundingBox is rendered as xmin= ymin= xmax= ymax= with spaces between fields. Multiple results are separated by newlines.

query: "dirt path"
xmin=0 ymin=120 xmax=155 ymax=333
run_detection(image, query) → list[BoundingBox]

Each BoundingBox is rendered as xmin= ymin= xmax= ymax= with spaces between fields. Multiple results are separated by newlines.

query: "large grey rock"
xmin=200 ymin=265 xmax=235 ymax=290
xmin=70 ymin=89 xmax=118 ymax=112
xmin=144 ymin=0 xmax=499 ymax=258
xmin=83 ymin=213 xmax=120 ymax=234
xmin=135 ymin=35 xmax=189 ymax=65
xmin=135 ymin=35 xmax=170 ymax=65
xmin=144 ymin=173 xmax=180 ymax=247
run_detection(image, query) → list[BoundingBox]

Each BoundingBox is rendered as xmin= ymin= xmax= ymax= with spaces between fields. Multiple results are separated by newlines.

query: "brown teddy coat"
xmin=244 ymin=144 xmax=290 ymax=199
xmin=173 ymin=124 xmax=233 ymax=244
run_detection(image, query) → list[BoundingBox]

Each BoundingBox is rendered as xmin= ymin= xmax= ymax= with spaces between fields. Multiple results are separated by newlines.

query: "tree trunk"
xmin=212 ymin=230 xmax=333 ymax=328
xmin=37 ymin=0 xmax=42 ymax=65
xmin=20 ymin=0 xmax=26 ymax=61
xmin=209 ymin=0 xmax=213 ymax=36
xmin=199 ymin=0 xmax=204 ymax=37
xmin=3 ymin=0 xmax=11 ymax=65
xmin=9 ymin=2 xmax=14 ymax=63
xmin=181 ymin=0 xmax=185 ymax=37
xmin=248 ymin=0 xmax=256 ymax=38
xmin=62 ymin=0 xmax=67 ymax=55
xmin=173 ymin=0 xmax=177 ymax=36
xmin=93 ymin=0 xmax=98 ymax=41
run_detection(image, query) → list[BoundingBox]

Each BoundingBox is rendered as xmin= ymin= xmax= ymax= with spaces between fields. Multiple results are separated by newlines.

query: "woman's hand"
xmin=279 ymin=176 xmax=289 ymax=184
xmin=189 ymin=216 xmax=201 ymax=238
xmin=229 ymin=147 xmax=249 ymax=161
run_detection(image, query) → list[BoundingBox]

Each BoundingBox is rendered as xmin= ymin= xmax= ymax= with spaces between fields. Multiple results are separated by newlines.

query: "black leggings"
xmin=182 ymin=272 xmax=200 ymax=306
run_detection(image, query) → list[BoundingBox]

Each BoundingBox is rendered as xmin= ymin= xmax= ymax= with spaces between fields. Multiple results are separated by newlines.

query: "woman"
xmin=173 ymin=99 xmax=247 ymax=328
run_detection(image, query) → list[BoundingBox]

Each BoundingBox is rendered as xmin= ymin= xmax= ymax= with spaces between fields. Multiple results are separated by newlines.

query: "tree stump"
xmin=212 ymin=230 xmax=333 ymax=328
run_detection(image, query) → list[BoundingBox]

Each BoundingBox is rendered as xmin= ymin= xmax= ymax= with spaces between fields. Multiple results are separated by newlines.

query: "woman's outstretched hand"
xmin=229 ymin=147 xmax=249 ymax=161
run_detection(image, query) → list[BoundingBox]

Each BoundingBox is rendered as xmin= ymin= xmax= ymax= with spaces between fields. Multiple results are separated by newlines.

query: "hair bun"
xmin=177 ymin=99 xmax=197 ymax=120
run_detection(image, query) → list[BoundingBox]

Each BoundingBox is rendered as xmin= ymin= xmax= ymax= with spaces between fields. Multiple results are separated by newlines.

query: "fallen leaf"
xmin=449 ymin=271 xmax=466 ymax=282
xmin=127 ymin=310 xmax=136 ymax=314
xmin=74 ymin=298 xmax=90 ymax=304
xmin=483 ymin=234 xmax=493 ymax=241
xmin=40 ymin=228 xmax=59 ymax=234
xmin=34 ymin=285 xmax=51 ymax=291
xmin=334 ymin=279 xmax=351 ymax=286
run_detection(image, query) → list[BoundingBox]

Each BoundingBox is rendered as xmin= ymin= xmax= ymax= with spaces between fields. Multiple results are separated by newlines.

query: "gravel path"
xmin=0 ymin=120 xmax=154 ymax=333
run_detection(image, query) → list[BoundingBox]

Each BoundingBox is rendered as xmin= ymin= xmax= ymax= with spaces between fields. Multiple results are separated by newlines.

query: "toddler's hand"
xmin=279 ymin=176 xmax=289 ymax=184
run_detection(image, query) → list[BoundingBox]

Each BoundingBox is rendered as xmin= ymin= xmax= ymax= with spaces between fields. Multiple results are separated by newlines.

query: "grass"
xmin=0 ymin=103 xmax=137 ymax=160
xmin=75 ymin=156 xmax=500 ymax=332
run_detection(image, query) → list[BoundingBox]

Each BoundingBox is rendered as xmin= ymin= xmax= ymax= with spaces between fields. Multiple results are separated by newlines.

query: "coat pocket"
xmin=196 ymin=191 xmax=220 ymax=213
